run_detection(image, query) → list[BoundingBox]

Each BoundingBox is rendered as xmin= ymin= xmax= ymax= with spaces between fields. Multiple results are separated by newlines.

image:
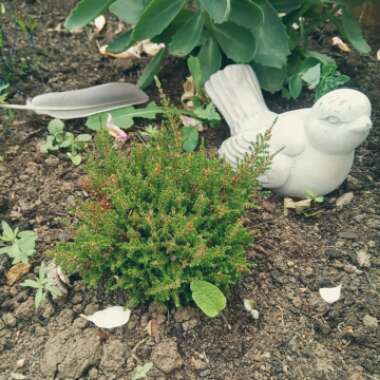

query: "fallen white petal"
xmin=94 ymin=15 xmax=106 ymax=33
xmin=377 ymin=49 xmax=380 ymax=61
xmin=82 ymin=306 xmax=131 ymax=329
xmin=319 ymin=285 xmax=342 ymax=304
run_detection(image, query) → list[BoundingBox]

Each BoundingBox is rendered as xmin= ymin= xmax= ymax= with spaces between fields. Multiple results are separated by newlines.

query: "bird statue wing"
xmin=220 ymin=112 xmax=306 ymax=189
xmin=205 ymin=65 xmax=277 ymax=136
xmin=258 ymin=112 xmax=307 ymax=189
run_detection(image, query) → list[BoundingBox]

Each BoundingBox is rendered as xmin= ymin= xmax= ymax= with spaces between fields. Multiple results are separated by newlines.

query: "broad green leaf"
xmin=1 ymin=221 xmax=16 ymax=242
xmin=270 ymin=0 xmax=303 ymax=13
xmin=109 ymin=0 xmax=148 ymax=24
xmin=181 ymin=127 xmax=199 ymax=152
xmin=64 ymin=0 xmax=115 ymax=30
xmin=251 ymin=63 xmax=287 ymax=92
xmin=212 ymin=22 xmax=256 ymax=63
xmin=193 ymin=103 xmax=221 ymax=122
xmin=152 ymin=9 xmax=193 ymax=45
xmin=303 ymin=50 xmax=335 ymax=66
xmin=338 ymin=7 xmax=371 ymax=54
xmin=76 ymin=134 xmax=92 ymax=143
xmin=198 ymin=37 xmax=222 ymax=84
xmin=191 ymin=280 xmax=226 ymax=318
xmin=60 ymin=132 xmax=75 ymax=149
xmin=169 ymin=12 xmax=205 ymax=57
xmin=108 ymin=30 xmax=133 ymax=53
xmin=86 ymin=102 xmax=163 ymax=131
xmin=67 ymin=153 xmax=82 ymax=166
xmin=288 ymin=74 xmax=302 ymax=99
xmin=138 ymin=47 xmax=167 ymax=89
xmin=187 ymin=55 xmax=203 ymax=92
xmin=35 ymin=287 xmax=45 ymax=309
xmin=132 ymin=362 xmax=154 ymax=380
xmin=301 ymin=63 xmax=321 ymax=89
xmin=251 ymin=0 xmax=289 ymax=68
xmin=131 ymin=0 xmax=186 ymax=43
xmin=229 ymin=0 xmax=263 ymax=30
xmin=198 ymin=0 xmax=231 ymax=23
xmin=48 ymin=119 xmax=64 ymax=136
xmin=21 ymin=279 xmax=41 ymax=289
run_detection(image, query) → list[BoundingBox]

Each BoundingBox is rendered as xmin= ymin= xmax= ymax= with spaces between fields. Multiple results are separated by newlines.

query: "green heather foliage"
xmin=65 ymin=0 xmax=369 ymax=95
xmin=53 ymin=112 xmax=271 ymax=307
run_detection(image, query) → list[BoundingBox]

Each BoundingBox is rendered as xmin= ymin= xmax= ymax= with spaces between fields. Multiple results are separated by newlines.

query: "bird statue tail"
xmin=205 ymin=64 xmax=272 ymax=136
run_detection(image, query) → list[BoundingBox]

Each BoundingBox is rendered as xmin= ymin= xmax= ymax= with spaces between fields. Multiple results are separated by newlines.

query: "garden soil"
xmin=0 ymin=1 xmax=379 ymax=379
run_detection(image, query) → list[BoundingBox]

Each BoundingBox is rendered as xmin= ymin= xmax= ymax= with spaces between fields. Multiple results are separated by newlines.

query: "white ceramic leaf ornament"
xmin=82 ymin=306 xmax=131 ymax=329
xmin=319 ymin=285 xmax=342 ymax=304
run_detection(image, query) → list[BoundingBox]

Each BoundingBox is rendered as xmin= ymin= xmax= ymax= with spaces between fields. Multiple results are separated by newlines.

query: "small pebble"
xmin=16 ymin=359 xmax=26 ymax=369
xmin=2 ymin=313 xmax=16 ymax=327
xmin=363 ymin=314 xmax=378 ymax=329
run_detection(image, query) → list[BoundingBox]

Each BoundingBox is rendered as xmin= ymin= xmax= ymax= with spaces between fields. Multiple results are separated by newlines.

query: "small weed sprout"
xmin=305 ymin=190 xmax=324 ymax=204
xmin=41 ymin=119 xmax=92 ymax=165
xmin=0 ymin=221 xmax=37 ymax=264
xmin=21 ymin=262 xmax=62 ymax=309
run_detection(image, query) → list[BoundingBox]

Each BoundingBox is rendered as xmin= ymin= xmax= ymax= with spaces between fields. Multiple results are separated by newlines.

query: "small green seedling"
xmin=0 ymin=81 xmax=9 ymax=103
xmin=21 ymin=262 xmax=62 ymax=309
xmin=0 ymin=221 xmax=37 ymax=264
xmin=41 ymin=119 xmax=92 ymax=165
xmin=132 ymin=362 xmax=153 ymax=380
xmin=305 ymin=190 xmax=325 ymax=204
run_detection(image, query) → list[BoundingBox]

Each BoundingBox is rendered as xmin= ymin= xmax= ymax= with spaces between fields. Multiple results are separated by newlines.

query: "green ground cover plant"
xmin=53 ymin=105 xmax=271 ymax=309
xmin=65 ymin=0 xmax=369 ymax=96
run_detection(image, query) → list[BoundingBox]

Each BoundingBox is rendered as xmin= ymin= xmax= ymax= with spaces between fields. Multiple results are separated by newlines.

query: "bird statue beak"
xmin=349 ymin=116 xmax=372 ymax=134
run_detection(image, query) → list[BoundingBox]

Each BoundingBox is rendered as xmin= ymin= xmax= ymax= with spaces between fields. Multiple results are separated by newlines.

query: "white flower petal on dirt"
xmin=243 ymin=299 xmax=260 ymax=320
xmin=377 ymin=49 xmax=380 ymax=61
xmin=319 ymin=285 xmax=342 ymax=304
xmin=94 ymin=15 xmax=106 ymax=33
xmin=331 ymin=36 xmax=351 ymax=53
xmin=81 ymin=306 xmax=131 ymax=329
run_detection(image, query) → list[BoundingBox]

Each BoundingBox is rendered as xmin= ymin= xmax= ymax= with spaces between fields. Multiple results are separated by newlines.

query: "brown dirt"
xmin=0 ymin=1 xmax=379 ymax=380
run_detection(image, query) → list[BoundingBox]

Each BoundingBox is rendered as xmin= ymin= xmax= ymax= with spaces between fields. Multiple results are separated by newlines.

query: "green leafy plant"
xmin=305 ymin=189 xmax=324 ymax=204
xmin=65 ymin=0 xmax=369 ymax=96
xmin=41 ymin=119 xmax=92 ymax=165
xmin=0 ymin=221 xmax=37 ymax=264
xmin=0 ymin=81 xmax=9 ymax=103
xmin=21 ymin=262 xmax=62 ymax=309
xmin=53 ymin=104 xmax=271 ymax=310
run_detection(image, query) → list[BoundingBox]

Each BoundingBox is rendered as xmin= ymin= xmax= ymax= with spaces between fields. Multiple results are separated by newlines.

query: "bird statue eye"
xmin=326 ymin=116 xmax=340 ymax=124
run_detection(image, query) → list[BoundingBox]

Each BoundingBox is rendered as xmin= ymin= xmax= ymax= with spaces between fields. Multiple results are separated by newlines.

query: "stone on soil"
xmin=40 ymin=327 xmax=101 ymax=379
xmin=151 ymin=339 xmax=183 ymax=374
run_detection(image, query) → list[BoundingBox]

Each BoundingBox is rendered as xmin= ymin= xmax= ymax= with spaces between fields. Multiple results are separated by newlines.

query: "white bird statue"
xmin=205 ymin=64 xmax=372 ymax=198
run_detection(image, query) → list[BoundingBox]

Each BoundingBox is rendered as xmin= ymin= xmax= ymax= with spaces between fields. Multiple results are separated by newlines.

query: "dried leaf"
xmin=331 ymin=36 xmax=351 ymax=53
xmin=81 ymin=306 xmax=131 ymax=329
xmin=97 ymin=41 xmax=142 ymax=60
xmin=284 ymin=198 xmax=311 ymax=215
xmin=6 ymin=262 xmax=31 ymax=286
xmin=319 ymin=285 xmax=342 ymax=304
xmin=141 ymin=40 xmax=166 ymax=57
xmin=181 ymin=76 xmax=195 ymax=108
xmin=47 ymin=261 xmax=68 ymax=297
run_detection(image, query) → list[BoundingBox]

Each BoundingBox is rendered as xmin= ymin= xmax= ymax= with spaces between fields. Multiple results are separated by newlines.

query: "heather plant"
xmin=53 ymin=106 xmax=271 ymax=309
xmin=65 ymin=0 xmax=369 ymax=96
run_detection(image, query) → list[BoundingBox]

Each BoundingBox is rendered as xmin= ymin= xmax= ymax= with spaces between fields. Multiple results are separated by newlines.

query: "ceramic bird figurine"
xmin=205 ymin=64 xmax=372 ymax=198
